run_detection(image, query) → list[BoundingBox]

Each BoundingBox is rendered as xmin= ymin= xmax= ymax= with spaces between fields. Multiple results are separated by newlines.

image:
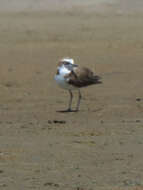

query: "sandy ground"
xmin=0 ymin=0 xmax=143 ymax=189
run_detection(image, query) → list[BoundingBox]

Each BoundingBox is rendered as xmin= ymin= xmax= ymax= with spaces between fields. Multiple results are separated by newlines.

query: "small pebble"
xmin=48 ymin=120 xmax=66 ymax=124
xmin=44 ymin=182 xmax=59 ymax=187
xmin=53 ymin=120 xmax=66 ymax=124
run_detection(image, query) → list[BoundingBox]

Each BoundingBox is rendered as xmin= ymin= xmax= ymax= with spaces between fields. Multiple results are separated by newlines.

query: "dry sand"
xmin=0 ymin=0 xmax=143 ymax=189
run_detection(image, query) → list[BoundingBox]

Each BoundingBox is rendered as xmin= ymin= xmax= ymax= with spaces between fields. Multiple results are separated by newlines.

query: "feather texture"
xmin=66 ymin=67 xmax=102 ymax=87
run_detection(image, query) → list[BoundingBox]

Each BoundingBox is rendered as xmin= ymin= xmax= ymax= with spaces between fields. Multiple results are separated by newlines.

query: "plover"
xmin=55 ymin=58 xmax=102 ymax=112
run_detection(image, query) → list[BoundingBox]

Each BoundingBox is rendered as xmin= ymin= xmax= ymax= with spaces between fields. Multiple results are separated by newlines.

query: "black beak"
xmin=73 ymin=64 xmax=78 ymax=67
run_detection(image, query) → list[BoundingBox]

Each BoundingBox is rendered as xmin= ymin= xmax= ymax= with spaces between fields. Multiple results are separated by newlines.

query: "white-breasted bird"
xmin=55 ymin=57 xmax=102 ymax=112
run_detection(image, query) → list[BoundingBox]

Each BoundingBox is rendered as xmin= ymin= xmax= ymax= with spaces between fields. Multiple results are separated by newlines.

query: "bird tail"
xmin=92 ymin=75 xmax=102 ymax=84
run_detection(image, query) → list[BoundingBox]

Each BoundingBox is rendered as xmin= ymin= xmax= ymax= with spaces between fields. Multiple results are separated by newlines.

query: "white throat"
xmin=59 ymin=65 xmax=71 ymax=76
xmin=55 ymin=65 xmax=76 ymax=90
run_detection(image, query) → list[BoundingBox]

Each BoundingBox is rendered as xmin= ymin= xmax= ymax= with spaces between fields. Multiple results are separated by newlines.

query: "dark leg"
xmin=76 ymin=89 xmax=82 ymax=111
xmin=67 ymin=90 xmax=73 ymax=111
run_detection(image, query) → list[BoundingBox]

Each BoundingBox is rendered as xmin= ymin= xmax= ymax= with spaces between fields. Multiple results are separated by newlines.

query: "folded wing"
xmin=66 ymin=67 xmax=102 ymax=88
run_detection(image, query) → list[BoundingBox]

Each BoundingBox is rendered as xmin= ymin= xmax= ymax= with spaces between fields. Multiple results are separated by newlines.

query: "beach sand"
xmin=0 ymin=0 xmax=143 ymax=189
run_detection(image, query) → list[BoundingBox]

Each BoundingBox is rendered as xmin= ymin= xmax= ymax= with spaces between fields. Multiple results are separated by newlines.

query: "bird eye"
xmin=64 ymin=62 xmax=70 ymax=65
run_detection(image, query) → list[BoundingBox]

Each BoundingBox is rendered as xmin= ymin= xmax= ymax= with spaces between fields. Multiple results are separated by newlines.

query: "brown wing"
xmin=67 ymin=67 xmax=102 ymax=88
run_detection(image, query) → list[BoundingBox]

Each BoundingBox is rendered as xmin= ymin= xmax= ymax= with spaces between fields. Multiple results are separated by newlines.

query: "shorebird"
xmin=55 ymin=58 xmax=102 ymax=112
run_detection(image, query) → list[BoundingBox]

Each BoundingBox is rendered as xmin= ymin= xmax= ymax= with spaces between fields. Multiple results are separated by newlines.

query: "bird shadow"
xmin=56 ymin=109 xmax=78 ymax=113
